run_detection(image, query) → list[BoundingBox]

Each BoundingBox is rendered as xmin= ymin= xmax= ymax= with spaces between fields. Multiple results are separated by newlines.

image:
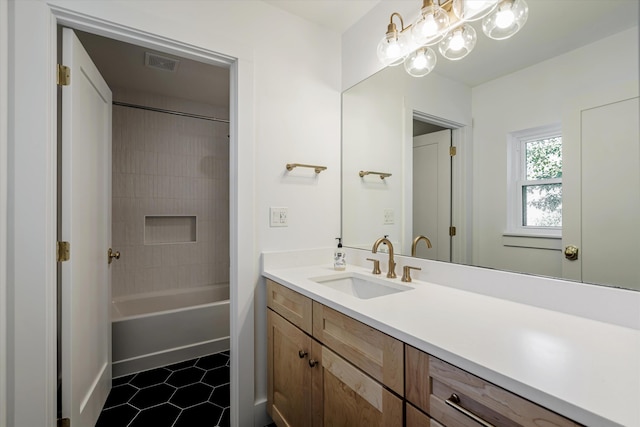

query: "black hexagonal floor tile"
xmin=171 ymin=382 xmax=213 ymax=408
xmin=166 ymin=366 xmax=206 ymax=387
xmin=202 ymin=366 xmax=230 ymax=387
xmin=209 ymin=383 xmax=230 ymax=409
xmin=99 ymin=352 xmax=231 ymax=425
xmin=112 ymin=373 xmax=135 ymax=387
xmin=129 ymin=383 xmax=176 ymax=409
xmin=103 ymin=383 xmax=138 ymax=409
xmin=218 ymin=407 xmax=230 ymax=427
xmin=174 ymin=402 xmax=223 ymax=427
xmin=129 ymin=403 xmax=181 ymax=427
xmin=166 ymin=358 xmax=197 ymax=371
xmin=95 ymin=403 xmax=138 ymax=427
xmin=129 ymin=367 xmax=171 ymax=388
xmin=196 ymin=353 xmax=229 ymax=370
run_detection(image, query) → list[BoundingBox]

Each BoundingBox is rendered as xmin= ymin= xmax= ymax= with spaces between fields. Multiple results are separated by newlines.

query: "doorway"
xmin=57 ymin=27 xmax=232 ymax=426
xmin=411 ymin=117 xmax=451 ymax=261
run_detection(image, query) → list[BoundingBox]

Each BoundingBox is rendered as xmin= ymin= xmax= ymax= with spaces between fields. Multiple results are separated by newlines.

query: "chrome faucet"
xmin=411 ymin=235 xmax=432 ymax=257
xmin=372 ymin=237 xmax=396 ymax=278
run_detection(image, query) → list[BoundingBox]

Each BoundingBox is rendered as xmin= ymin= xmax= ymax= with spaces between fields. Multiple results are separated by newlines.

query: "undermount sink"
xmin=310 ymin=272 xmax=412 ymax=300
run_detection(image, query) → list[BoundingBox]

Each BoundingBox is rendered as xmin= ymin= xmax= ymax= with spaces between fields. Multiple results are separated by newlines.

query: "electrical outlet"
xmin=383 ymin=208 xmax=394 ymax=225
xmin=270 ymin=207 xmax=288 ymax=227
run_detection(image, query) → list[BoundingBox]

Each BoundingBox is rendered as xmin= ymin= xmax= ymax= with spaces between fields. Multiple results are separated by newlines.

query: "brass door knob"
xmin=108 ymin=248 xmax=121 ymax=264
xmin=564 ymin=245 xmax=579 ymax=261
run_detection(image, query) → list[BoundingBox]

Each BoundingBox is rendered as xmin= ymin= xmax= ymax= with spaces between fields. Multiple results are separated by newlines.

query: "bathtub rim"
xmin=112 ymin=283 xmax=230 ymax=322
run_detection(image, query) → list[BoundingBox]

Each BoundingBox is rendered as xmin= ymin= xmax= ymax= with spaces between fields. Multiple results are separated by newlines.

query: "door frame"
xmin=0 ymin=0 xmax=9 ymax=425
xmin=8 ymin=3 xmax=256 ymax=426
xmin=410 ymin=110 xmax=471 ymax=265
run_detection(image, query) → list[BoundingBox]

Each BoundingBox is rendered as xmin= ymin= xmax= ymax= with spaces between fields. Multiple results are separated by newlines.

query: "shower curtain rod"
xmin=112 ymin=101 xmax=230 ymax=124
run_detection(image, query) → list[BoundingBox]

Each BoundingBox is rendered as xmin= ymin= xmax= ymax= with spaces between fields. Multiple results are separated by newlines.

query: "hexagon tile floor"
xmin=96 ymin=351 xmax=231 ymax=427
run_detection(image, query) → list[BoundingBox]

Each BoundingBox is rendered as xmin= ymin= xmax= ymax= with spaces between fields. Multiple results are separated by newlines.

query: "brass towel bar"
xmin=286 ymin=163 xmax=327 ymax=174
xmin=359 ymin=170 xmax=392 ymax=180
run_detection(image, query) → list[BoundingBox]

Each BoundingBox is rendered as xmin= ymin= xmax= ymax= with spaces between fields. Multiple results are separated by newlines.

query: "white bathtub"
xmin=112 ymin=284 xmax=230 ymax=377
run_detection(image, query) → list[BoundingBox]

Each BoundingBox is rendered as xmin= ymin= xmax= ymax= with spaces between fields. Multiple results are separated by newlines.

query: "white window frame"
xmin=506 ymin=123 xmax=562 ymax=239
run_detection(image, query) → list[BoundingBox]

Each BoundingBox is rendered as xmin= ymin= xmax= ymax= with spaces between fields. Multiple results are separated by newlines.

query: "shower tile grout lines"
xmin=96 ymin=351 xmax=231 ymax=427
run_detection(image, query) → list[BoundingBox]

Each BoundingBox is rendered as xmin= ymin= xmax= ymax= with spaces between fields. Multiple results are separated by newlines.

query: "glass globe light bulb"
xmin=452 ymin=0 xmax=499 ymax=22
xmin=377 ymin=28 xmax=408 ymax=67
xmin=449 ymin=31 xmax=465 ymax=51
xmin=411 ymin=3 xmax=450 ymax=46
xmin=404 ymin=47 xmax=437 ymax=77
xmin=438 ymin=24 xmax=477 ymax=60
xmin=495 ymin=5 xmax=515 ymax=28
xmin=482 ymin=0 xmax=529 ymax=40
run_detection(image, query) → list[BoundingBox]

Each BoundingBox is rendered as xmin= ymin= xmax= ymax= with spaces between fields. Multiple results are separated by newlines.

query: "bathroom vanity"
xmin=263 ymin=248 xmax=640 ymax=427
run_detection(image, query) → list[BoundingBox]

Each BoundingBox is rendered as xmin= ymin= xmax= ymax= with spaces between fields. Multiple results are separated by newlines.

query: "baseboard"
xmin=112 ymin=337 xmax=230 ymax=378
xmin=254 ymin=398 xmax=272 ymax=427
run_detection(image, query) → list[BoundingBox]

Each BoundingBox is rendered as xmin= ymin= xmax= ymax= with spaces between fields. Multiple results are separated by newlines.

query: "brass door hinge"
xmin=450 ymin=146 xmax=457 ymax=156
xmin=449 ymin=226 xmax=457 ymax=236
xmin=57 ymin=241 xmax=70 ymax=262
xmin=57 ymin=64 xmax=70 ymax=86
xmin=57 ymin=417 xmax=70 ymax=427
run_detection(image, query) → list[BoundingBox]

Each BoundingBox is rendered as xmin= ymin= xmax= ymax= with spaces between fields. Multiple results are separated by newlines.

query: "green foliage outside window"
xmin=523 ymin=137 xmax=562 ymax=227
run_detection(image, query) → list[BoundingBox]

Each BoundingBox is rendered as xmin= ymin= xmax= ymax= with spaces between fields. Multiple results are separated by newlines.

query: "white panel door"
xmin=581 ymin=97 xmax=639 ymax=288
xmin=413 ymin=129 xmax=451 ymax=261
xmin=563 ymin=86 xmax=639 ymax=288
xmin=60 ymin=28 xmax=113 ymax=426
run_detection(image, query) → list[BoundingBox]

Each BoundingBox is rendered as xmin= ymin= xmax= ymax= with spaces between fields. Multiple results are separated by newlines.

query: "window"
xmin=507 ymin=124 xmax=562 ymax=236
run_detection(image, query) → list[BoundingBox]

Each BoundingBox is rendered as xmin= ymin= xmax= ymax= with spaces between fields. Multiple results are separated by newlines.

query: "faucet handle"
xmin=401 ymin=265 xmax=421 ymax=282
xmin=366 ymin=258 xmax=381 ymax=275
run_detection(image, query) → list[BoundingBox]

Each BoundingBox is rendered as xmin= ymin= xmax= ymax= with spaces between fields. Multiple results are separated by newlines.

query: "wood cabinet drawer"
xmin=406 ymin=345 xmax=580 ymax=427
xmin=315 ymin=345 xmax=403 ymax=427
xmin=266 ymin=279 xmax=312 ymax=334
xmin=312 ymin=302 xmax=403 ymax=396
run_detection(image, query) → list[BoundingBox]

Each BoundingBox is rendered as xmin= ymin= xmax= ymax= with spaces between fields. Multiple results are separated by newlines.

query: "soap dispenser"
xmin=334 ymin=237 xmax=346 ymax=271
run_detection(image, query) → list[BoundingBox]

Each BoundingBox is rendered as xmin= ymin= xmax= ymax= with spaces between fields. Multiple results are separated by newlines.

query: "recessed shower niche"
xmin=144 ymin=215 xmax=197 ymax=244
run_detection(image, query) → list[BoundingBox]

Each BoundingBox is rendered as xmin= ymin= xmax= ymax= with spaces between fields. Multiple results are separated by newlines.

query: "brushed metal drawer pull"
xmin=445 ymin=393 xmax=495 ymax=427
xmin=298 ymin=350 xmax=308 ymax=358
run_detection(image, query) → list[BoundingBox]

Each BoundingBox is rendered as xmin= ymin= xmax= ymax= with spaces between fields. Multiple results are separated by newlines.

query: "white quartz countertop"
xmin=263 ymin=263 xmax=640 ymax=427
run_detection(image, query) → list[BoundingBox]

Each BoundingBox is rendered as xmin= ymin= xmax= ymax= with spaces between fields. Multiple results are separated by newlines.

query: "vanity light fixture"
xmin=377 ymin=0 xmax=529 ymax=77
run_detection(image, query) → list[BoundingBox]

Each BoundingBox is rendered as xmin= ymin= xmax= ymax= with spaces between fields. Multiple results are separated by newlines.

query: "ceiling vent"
xmin=145 ymin=52 xmax=180 ymax=72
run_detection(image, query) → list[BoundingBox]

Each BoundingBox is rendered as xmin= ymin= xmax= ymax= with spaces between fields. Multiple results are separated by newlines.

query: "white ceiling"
xmin=263 ymin=0 xmax=381 ymax=32
xmin=76 ymin=30 xmax=230 ymax=107
xmin=76 ymin=0 xmax=638 ymax=107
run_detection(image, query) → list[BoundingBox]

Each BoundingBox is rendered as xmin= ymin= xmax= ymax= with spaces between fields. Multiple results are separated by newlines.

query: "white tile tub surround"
xmin=112 ymin=284 xmax=230 ymax=377
xmin=112 ymin=88 xmax=230 ymax=298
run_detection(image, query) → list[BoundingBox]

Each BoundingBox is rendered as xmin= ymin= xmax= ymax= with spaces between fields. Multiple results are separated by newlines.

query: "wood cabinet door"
xmin=267 ymin=309 xmax=313 ymax=427
xmin=312 ymin=302 xmax=403 ymax=395
xmin=313 ymin=345 xmax=403 ymax=427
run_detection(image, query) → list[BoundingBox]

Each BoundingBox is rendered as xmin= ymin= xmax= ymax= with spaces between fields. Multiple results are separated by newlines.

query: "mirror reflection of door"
xmin=412 ymin=123 xmax=451 ymax=262
xmin=563 ymin=88 xmax=640 ymax=288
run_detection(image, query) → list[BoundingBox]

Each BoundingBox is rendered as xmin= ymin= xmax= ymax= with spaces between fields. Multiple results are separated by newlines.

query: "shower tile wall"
xmin=112 ymin=88 xmax=229 ymax=298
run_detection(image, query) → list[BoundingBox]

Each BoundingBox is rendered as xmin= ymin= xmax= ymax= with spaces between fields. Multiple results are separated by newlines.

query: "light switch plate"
xmin=384 ymin=208 xmax=394 ymax=225
xmin=270 ymin=207 xmax=288 ymax=227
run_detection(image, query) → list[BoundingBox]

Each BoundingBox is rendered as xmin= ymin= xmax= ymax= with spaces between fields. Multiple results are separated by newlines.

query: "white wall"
xmin=6 ymin=1 xmax=340 ymax=426
xmin=471 ymin=27 xmax=639 ymax=277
